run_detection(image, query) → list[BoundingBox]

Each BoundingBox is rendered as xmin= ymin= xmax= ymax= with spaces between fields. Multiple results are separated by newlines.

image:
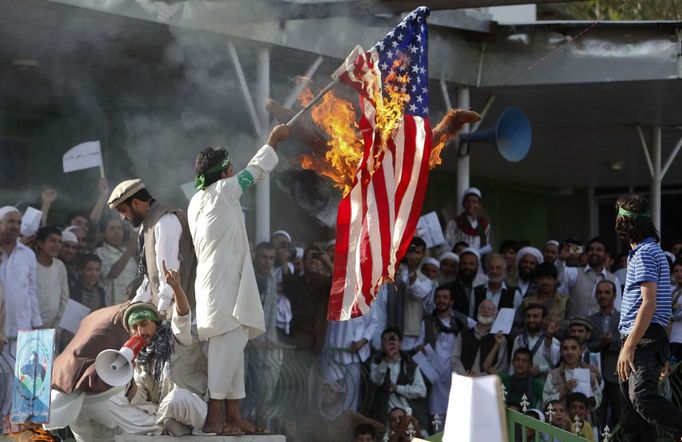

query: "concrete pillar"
xmin=650 ymin=126 xmax=662 ymax=231
xmin=255 ymin=47 xmax=270 ymax=243
xmin=456 ymin=87 xmax=470 ymax=211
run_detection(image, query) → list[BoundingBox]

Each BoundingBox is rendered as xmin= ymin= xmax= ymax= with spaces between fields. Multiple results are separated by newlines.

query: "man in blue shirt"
xmin=616 ymin=194 xmax=681 ymax=441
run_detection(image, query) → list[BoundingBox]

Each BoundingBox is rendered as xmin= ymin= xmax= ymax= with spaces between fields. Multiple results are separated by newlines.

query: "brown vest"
xmin=52 ymin=304 xmax=129 ymax=394
xmin=142 ymin=201 xmax=197 ymax=310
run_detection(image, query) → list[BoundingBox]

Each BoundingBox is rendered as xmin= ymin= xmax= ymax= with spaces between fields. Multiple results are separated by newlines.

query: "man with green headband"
xmin=188 ymin=123 xmax=289 ymax=435
xmin=47 ymin=262 xmax=207 ymax=440
xmin=615 ymin=194 xmax=682 ymax=441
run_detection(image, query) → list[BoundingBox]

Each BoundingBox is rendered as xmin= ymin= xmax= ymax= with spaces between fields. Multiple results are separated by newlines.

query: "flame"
xmin=7 ymin=427 xmax=59 ymax=441
xmin=297 ymin=87 xmax=363 ymax=195
xmin=296 ymin=56 xmax=411 ymax=196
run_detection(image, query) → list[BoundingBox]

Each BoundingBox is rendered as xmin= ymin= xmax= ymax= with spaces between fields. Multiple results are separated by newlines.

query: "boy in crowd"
xmin=499 ymin=348 xmax=544 ymax=409
xmin=566 ymin=392 xmax=594 ymax=441
xmin=71 ymin=254 xmax=106 ymax=311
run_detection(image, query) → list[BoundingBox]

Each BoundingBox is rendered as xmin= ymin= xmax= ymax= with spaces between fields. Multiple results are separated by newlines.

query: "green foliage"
xmin=551 ymin=0 xmax=682 ymax=20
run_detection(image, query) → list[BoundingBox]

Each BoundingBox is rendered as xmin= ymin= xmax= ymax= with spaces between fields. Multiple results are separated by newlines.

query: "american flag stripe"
xmin=328 ymin=6 xmax=431 ymax=320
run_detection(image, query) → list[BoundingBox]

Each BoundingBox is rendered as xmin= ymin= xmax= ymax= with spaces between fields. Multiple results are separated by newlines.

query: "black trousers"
xmin=619 ymin=324 xmax=682 ymax=441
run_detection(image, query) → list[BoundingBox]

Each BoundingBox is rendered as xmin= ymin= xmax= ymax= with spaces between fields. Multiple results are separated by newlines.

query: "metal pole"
xmin=283 ymin=56 xmax=324 ymax=109
xmin=457 ymin=87 xmax=470 ymax=211
xmin=255 ymin=47 xmax=270 ymax=243
xmin=228 ymin=42 xmax=262 ymax=138
xmin=286 ymin=78 xmax=339 ymax=127
xmin=651 ymin=126 xmax=662 ymax=231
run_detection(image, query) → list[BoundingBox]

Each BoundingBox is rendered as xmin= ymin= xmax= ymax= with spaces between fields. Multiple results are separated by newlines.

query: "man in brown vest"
xmin=107 ymin=179 xmax=197 ymax=317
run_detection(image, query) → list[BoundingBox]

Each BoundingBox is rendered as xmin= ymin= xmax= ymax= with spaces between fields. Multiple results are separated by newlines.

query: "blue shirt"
xmin=619 ymin=237 xmax=672 ymax=335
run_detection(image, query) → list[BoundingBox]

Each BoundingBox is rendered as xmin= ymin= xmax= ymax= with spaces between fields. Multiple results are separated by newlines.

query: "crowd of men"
xmin=1 ymin=167 xmax=682 ymax=441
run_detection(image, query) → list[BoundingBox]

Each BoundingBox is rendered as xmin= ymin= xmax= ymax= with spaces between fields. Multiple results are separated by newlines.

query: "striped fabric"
xmin=619 ymin=237 xmax=672 ymax=335
xmin=327 ymin=7 xmax=432 ymax=320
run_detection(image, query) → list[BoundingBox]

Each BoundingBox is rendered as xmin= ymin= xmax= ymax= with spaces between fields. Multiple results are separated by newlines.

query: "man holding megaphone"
xmin=47 ymin=261 xmax=207 ymax=440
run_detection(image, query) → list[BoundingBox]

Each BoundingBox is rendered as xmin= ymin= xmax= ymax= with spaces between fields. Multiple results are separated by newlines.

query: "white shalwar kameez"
xmin=45 ymin=311 xmax=206 ymax=441
xmin=322 ymin=314 xmax=376 ymax=410
xmin=428 ymin=318 xmax=458 ymax=420
xmin=188 ymin=144 xmax=277 ymax=400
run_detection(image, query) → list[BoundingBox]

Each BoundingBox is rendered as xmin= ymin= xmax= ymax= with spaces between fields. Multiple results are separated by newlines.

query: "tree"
xmin=550 ymin=0 xmax=682 ymax=20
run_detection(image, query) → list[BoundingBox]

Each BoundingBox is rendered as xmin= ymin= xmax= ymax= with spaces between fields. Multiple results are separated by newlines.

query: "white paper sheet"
xmin=63 ymin=141 xmax=102 ymax=173
xmin=443 ymin=374 xmax=507 ymax=442
xmin=490 ymin=308 xmax=515 ymax=335
xmin=571 ymin=367 xmax=593 ymax=398
xmin=59 ymin=299 xmax=91 ymax=334
xmin=413 ymin=351 xmax=439 ymax=383
xmin=20 ymin=207 xmax=42 ymax=237
xmin=416 ymin=211 xmax=445 ymax=248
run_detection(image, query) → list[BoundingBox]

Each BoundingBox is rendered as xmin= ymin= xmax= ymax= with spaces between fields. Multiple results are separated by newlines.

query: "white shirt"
xmin=96 ymin=242 xmax=137 ymax=306
xmin=485 ymin=282 xmax=523 ymax=311
xmin=188 ymin=144 xmax=278 ymax=341
xmin=509 ymin=332 xmax=560 ymax=376
xmin=0 ymin=241 xmax=42 ymax=337
xmin=132 ymin=213 xmax=182 ymax=313
xmin=324 ymin=314 xmax=376 ymax=364
xmin=560 ymin=264 xmax=623 ymax=312
xmin=36 ymin=258 xmax=69 ymax=328
xmin=370 ymin=358 xmax=427 ymax=413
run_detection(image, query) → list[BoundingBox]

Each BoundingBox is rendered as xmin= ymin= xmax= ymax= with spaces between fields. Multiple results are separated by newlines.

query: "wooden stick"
xmin=286 ymin=78 xmax=340 ymax=127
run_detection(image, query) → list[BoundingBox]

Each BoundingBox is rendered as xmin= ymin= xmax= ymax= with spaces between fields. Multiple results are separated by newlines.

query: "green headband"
xmin=618 ymin=207 xmax=651 ymax=218
xmin=194 ymin=157 xmax=231 ymax=190
xmin=127 ymin=308 xmax=159 ymax=328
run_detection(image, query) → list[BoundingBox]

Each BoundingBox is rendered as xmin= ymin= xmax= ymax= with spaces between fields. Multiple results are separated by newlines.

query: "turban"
xmin=0 ymin=206 xmax=20 ymax=220
xmin=271 ymin=230 xmax=291 ymax=243
xmin=516 ymin=246 xmax=544 ymax=268
xmin=460 ymin=247 xmax=480 ymax=262
xmin=439 ymin=252 xmax=459 ymax=264
xmin=421 ymin=257 xmax=440 ymax=268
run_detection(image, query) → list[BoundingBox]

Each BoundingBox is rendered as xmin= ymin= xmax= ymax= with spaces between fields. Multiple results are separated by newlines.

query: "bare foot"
xmin=201 ymin=420 xmax=224 ymax=434
xmin=225 ymin=417 xmax=259 ymax=433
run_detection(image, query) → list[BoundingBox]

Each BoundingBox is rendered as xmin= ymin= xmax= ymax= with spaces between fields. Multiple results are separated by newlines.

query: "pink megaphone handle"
xmin=122 ymin=335 xmax=145 ymax=358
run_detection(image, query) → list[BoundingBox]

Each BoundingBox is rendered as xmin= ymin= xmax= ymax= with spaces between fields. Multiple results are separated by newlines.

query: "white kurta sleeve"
xmin=154 ymin=214 xmax=182 ymax=313
xmin=216 ymin=145 xmax=279 ymax=203
xmin=394 ymin=366 xmax=427 ymax=399
xmin=171 ymin=310 xmax=192 ymax=347
xmin=28 ymin=255 xmax=42 ymax=328
xmin=55 ymin=261 xmax=69 ymax=326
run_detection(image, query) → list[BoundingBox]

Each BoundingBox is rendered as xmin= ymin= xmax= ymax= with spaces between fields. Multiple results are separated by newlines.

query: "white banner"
xmin=63 ymin=141 xmax=102 ymax=173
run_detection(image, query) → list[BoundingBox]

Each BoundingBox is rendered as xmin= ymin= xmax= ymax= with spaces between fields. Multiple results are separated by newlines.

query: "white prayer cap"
xmin=271 ymin=230 xmax=291 ymax=243
xmin=460 ymin=247 xmax=480 ymax=262
xmin=527 ymin=409 xmax=545 ymax=423
xmin=463 ymin=187 xmax=482 ymax=200
xmin=545 ymin=240 xmax=559 ymax=247
xmin=0 ymin=206 xmax=20 ymax=220
xmin=421 ymin=257 xmax=440 ymax=268
xmin=439 ymin=252 xmax=459 ymax=264
xmin=295 ymin=247 xmax=304 ymax=259
xmin=61 ymin=230 xmax=78 ymax=244
xmin=516 ymin=246 xmax=544 ymax=267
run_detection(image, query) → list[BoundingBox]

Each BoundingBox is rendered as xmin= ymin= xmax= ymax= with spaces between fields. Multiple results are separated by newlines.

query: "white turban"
xmin=421 ymin=257 xmax=440 ymax=268
xmin=61 ymin=230 xmax=78 ymax=244
xmin=463 ymin=187 xmax=482 ymax=200
xmin=271 ymin=230 xmax=291 ymax=243
xmin=545 ymin=240 xmax=559 ymax=247
xmin=516 ymin=246 xmax=544 ymax=268
xmin=439 ymin=252 xmax=459 ymax=264
xmin=460 ymin=247 xmax=480 ymax=262
xmin=0 ymin=206 xmax=20 ymax=220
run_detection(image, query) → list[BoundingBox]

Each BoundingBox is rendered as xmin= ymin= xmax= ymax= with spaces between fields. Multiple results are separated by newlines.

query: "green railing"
xmin=422 ymin=409 xmax=590 ymax=441
xmin=506 ymin=409 xmax=589 ymax=442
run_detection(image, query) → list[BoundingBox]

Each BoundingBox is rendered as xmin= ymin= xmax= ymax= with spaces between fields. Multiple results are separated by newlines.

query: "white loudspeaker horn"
xmin=95 ymin=336 xmax=145 ymax=387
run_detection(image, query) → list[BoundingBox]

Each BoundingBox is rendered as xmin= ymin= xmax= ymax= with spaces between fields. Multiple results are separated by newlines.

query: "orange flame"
xmin=296 ymin=56 xmax=412 ymax=196
xmin=8 ymin=427 xmax=59 ymax=441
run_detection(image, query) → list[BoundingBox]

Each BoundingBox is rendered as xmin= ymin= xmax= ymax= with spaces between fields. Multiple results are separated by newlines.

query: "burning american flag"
xmin=328 ymin=6 xmax=432 ymax=320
